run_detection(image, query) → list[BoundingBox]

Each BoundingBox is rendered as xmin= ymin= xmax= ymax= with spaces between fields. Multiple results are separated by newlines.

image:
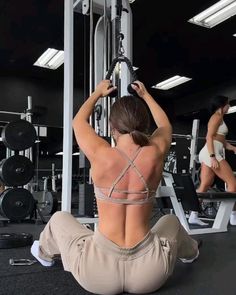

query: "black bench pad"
xmin=197 ymin=192 xmax=236 ymax=200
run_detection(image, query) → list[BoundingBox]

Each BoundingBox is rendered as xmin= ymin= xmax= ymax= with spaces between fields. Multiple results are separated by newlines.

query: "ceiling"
xmin=0 ymin=0 xmax=236 ymax=118
xmin=132 ymin=0 xmax=236 ymax=99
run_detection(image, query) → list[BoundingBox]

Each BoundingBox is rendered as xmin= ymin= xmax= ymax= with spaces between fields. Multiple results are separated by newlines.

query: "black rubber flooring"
xmin=0 ymin=219 xmax=236 ymax=295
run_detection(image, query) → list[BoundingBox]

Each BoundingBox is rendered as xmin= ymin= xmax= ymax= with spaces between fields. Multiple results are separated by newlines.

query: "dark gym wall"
xmin=172 ymin=77 xmax=236 ymax=139
xmin=0 ymin=74 xmax=235 ymax=138
xmin=0 ymin=75 xmax=84 ymax=127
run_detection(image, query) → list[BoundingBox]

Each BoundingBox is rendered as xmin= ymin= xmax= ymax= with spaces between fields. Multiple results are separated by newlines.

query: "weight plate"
xmin=33 ymin=191 xmax=58 ymax=216
xmin=0 ymin=232 xmax=33 ymax=249
xmin=0 ymin=188 xmax=35 ymax=221
xmin=1 ymin=120 xmax=37 ymax=151
xmin=0 ymin=155 xmax=34 ymax=186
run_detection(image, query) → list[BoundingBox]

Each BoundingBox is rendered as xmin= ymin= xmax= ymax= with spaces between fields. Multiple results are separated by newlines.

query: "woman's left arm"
xmin=225 ymin=141 xmax=236 ymax=153
xmin=73 ymin=80 xmax=116 ymax=162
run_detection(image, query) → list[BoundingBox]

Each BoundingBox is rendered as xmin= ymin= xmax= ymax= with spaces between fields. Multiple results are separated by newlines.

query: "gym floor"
xmin=0 ymin=215 xmax=236 ymax=295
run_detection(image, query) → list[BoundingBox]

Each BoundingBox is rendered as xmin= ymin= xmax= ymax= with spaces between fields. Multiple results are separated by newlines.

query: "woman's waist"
xmin=212 ymin=134 xmax=225 ymax=144
xmin=202 ymin=138 xmax=224 ymax=148
xmin=98 ymin=222 xmax=151 ymax=248
xmin=94 ymin=227 xmax=154 ymax=255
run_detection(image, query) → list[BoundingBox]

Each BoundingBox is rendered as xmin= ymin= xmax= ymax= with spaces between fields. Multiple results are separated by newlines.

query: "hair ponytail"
xmin=130 ymin=130 xmax=149 ymax=146
xmin=109 ymin=95 xmax=151 ymax=146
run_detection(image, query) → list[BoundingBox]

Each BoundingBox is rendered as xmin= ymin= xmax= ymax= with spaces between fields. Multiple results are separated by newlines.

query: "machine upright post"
xmin=189 ymin=119 xmax=200 ymax=181
xmin=61 ymin=0 xmax=74 ymax=212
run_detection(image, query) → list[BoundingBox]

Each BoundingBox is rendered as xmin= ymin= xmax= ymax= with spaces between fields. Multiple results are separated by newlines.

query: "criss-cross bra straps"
xmin=107 ymin=147 xmax=150 ymax=198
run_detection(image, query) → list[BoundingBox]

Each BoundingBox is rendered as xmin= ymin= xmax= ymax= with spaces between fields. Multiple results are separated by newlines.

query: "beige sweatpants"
xmin=38 ymin=212 xmax=198 ymax=295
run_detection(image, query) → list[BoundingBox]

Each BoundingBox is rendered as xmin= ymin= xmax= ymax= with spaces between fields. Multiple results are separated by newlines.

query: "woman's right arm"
xmin=206 ymin=113 xmax=222 ymax=168
xmin=132 ymin=81 xmax=172 ymax=156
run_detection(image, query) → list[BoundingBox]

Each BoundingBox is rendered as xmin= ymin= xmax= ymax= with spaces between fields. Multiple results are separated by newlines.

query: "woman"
xmin=31 ymin=80 xmax=199 ymax=295
xmin=189 ymin=95 xmax=236 ymax=226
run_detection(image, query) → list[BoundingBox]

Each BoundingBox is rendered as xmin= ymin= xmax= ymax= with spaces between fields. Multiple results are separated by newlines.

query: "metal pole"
xmin=27 ymin=96 xmax=32 ymax=118
xmin=189 ymin=119 xmax=200 ymax=179
xmin=172 ymin=133 xmax=192 ymax=139
xmin=89 ymin=0 xmax=94 ymax=95
xmin=25 ymin=96 xmax=33 ymax=162
xmin=0 ymin=111 xmax=22 ymax=115
xmin=52 ymin=163 xmax=56 ymax=192
xmin=120 ymin=0 xmax=132 ymax=96
xmin=62 ymin=0 xmax=74 ymax=212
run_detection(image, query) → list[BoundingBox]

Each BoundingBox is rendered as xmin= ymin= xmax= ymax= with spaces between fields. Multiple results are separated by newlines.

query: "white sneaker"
xmin=180 ymin=250 xmax=199 ymax=263
xmin=230 ymin=213 xmax=236 ymax=226
xmin=31 ymin=241 xmax=54 ymax=267
xmin=188 ymin=212 xmax=208 ymax=226
xmin=188 ymin=217 xmax=209 ymax=226
xmin=180 ymin=240 xmax=202 ymax=263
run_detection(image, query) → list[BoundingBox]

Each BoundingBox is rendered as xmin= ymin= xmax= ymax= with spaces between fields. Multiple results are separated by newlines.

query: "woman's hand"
xmin=211 ymin=157 xmax=219 ymax=169
xmin=94 ymin=80 xmax=117 ymax=97
xmin=131 ymin=81 xmax=150 ymax=99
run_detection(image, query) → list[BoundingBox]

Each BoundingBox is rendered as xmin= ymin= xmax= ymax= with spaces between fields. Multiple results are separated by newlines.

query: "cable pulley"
xmin=104 ymin=0 xmax=139 ymax=98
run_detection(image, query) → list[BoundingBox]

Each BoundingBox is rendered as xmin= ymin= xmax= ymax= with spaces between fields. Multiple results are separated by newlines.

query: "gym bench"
xmin=158 ymin=172 xmax=236 ymax=235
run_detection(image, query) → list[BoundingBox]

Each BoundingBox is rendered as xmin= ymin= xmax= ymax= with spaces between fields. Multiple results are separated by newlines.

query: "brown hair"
xmin=210 ymin=95 xmax=229 ymax=114
xmin=109 ymin=95 xmax=150 ymax=146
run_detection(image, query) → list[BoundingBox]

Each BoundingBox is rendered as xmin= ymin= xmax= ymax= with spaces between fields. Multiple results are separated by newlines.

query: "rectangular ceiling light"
xmin=188 ymin=0 xmax=236 ymax=28
xmin=56 ymin=151 xmax=63 ymax=155
xmin=152 ymin=75 xmax=192 ymax=90
xmin=34 ymin=48 xmax=64 ymax=70
xmin=56 ymin=152 xmax=81 ymax=156
xmin=227 ymin=106 xmax=236 ymax=114
xmin=233 ymin=33 xmax=236 ymax=37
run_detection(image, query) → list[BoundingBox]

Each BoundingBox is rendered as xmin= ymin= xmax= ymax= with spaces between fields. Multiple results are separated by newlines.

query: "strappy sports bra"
xmin=94 ymin=147 xmax=157 ymax=205
xmin=216 ymin=120 xmax=228 ymax=136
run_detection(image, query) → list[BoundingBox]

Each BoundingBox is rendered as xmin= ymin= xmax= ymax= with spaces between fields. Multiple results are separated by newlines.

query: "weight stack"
xmin=78 ymin=181 xmax=95 ymax=217
xmin=175 ymin=138 xmax=191 ymax=173
xmin=78 ymin=153 xmax=96 ymax=217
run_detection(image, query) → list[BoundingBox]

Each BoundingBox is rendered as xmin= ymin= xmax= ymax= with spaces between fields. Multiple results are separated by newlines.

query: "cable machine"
xmin=63 ymin=0 xmax=134 ymax=216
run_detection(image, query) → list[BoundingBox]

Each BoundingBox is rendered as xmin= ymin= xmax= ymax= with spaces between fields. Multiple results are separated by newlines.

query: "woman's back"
xmin=73 ymin=81 xmax=172 ymax=247
xmin=91 ymin=144 xmax=163 ymax=247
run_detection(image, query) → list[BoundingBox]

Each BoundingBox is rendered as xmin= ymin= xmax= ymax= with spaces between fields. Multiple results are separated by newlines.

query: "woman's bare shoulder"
xmin=208 ymin=112 xmax=222 ymax=124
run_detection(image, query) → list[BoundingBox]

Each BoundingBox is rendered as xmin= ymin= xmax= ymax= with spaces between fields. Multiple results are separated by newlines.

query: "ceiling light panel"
xmin=227 ymin=106 xmax=236 ymax=114
xmin=34 ymin=48 xmax=64 ymax=70
xmin=188 ymin=0 xmax=236 ymax=28
xmin=152 ymin=75 xmax=192 ymax=90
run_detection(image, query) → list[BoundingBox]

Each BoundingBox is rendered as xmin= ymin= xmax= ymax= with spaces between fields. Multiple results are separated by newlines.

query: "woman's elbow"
xmin=72 ymin=117 xmax=79 ymax=129
xmin=206 ymin=134 xmax=214 ymax=141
